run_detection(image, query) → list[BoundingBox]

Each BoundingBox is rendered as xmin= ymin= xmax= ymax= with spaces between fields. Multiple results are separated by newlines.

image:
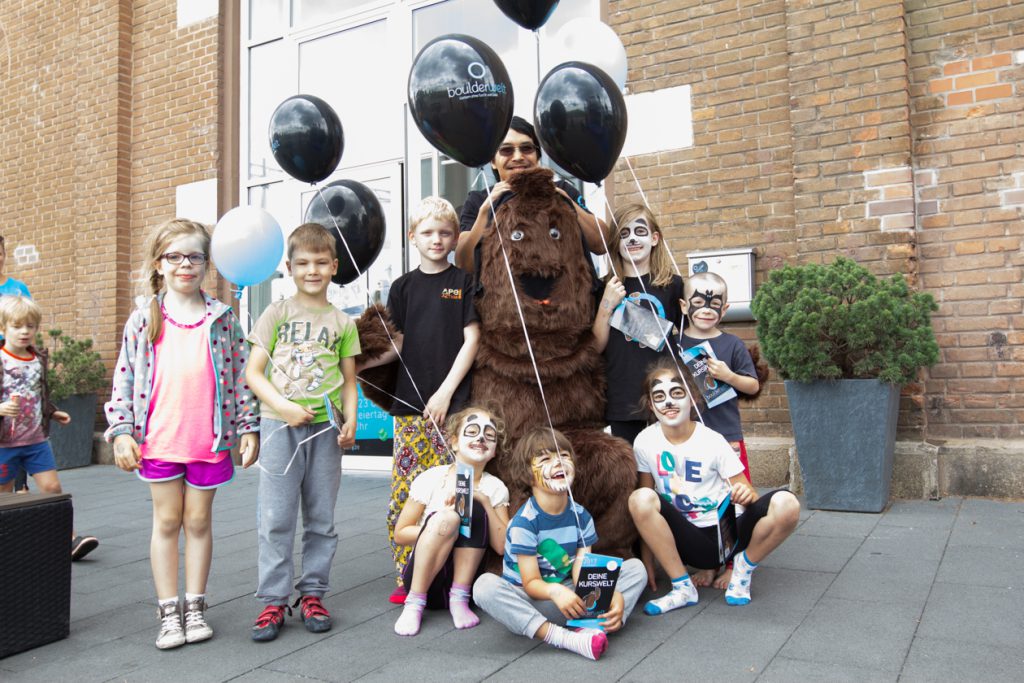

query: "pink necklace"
xmin=161 ymin=301 xmax=209 ymax=329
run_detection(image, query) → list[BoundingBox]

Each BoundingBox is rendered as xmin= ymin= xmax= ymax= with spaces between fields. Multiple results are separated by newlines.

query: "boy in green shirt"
xmin=245 ymin=223 xmax=360 ymax=642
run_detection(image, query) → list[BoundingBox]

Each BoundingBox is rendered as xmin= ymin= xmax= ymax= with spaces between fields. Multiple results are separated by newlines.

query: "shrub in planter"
xmin=38 ymin=329 xmax=107 ymax=469
xmin=751 ymin=257 xmax=939 ymax=511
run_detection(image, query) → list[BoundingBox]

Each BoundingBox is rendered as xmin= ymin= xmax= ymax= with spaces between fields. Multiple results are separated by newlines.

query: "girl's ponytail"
xmin=147 ymin=269 xmax=164 ymax=344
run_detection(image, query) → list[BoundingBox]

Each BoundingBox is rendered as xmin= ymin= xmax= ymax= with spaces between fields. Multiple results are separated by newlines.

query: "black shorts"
xmin=657 ymin=489 xmax=786 ymax=570
xmin=402 ymin=505 xmax=489 ymax=609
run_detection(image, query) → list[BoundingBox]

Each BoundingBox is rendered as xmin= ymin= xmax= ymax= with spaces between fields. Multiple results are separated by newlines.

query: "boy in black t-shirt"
xmin=678 ymin=271 xmax=760 ymax=588
xmin=381 ymin=197 xmax=480 ymax=603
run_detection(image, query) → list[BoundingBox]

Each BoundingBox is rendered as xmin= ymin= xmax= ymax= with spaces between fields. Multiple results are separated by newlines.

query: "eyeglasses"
xmin=496 ymin=143 xmax=538 ymax=157
xmin=161 ymin=252 xmax=207 ymax=266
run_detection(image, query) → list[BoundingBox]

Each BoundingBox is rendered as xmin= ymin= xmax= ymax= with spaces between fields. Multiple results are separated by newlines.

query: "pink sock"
xmin=448 ymin=583 xmax=479 ymax=629
xmin=394 ymin=591 xmax=427 ymax=636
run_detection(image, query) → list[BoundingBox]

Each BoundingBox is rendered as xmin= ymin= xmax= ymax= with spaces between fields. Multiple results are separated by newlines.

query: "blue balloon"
xmin=212 ymin=207 xmax=285 ymax=287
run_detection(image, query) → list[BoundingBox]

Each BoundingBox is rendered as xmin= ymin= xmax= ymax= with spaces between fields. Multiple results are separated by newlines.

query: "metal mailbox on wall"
xmin=686 ymin=248 xmax=755 ymax=322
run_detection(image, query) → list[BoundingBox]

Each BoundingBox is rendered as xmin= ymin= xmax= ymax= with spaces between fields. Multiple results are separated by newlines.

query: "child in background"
xmin=392 ymin=405 xmax=510 ymax=636
xmin=0 ymin=296 xmax=98 ymax=560
xmin=106 ymin=219 xmax=257 ymax=649
xmin=678 ymin=271 xmax=760 ymax=589
xmin=0 ymin=235 xmax=34 ymax=493
xmin=376 ymin=197 xmax=480 ymax=603
xmin=628 ymin=359 xmax=799 ymax=612
xmin=246 ymin=223 xmax=359 ymax=642
xmin=474 ymin=428 xmax=647 ymax=661
xmin=592 ymin=204 xmax=683 ymax=446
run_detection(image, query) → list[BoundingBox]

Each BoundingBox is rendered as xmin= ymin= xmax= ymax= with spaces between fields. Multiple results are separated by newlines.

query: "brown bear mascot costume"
xmin=357 ymin=167 xmax=637 ymax=559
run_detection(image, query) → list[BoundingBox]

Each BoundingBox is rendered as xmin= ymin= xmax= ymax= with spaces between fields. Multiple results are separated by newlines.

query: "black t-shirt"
xmin=386 ymin=266 xmax=479 ymax=417
xmin=604 ymin=274 xmax=684 ymax=421
xmin=678 ymin=331 xmax=757 ymax=441
xmin=458 ymin=179 xmax=588 ymax=233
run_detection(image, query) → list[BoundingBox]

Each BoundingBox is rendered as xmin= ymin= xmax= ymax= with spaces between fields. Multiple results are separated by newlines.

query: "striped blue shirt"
xmin=502 ymin=497 xmax=597 ymax=586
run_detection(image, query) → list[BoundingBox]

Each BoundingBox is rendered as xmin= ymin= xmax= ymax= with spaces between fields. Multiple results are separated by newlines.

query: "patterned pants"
xmin=388 ymin=416 xmax=452 ymax=585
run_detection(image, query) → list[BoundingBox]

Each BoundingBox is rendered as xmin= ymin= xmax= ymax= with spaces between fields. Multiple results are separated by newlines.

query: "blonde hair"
xmin=0 ymin=295 xmax=42 ymax=329
xmin=507 ymin=427 xmax=574 ymax=495
xmin=141 ymin=219 xmax=212 ymax=343
xmin=608 ymin=204 xmax=674 ymax=288
xmin=409 ymin=197 xmax=458 ymax=234
xmin=685 ymin=271 xmax=729 ymax=303
xmin=288 ymin=222 xmax=337 ymax=260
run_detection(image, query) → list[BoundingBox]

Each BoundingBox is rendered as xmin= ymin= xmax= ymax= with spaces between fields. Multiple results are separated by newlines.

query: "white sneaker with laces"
xmin=155 ymin=601 xmax=186 ymax=650
xmin=184 ymin=597 xmax=214 ymax=643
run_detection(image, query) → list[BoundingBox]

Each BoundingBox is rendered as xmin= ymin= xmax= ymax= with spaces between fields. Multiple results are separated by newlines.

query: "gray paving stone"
xmin=825 ymin=553 xmax=935 ymax=605
xmin=700 ymin=567 xmax=834 ymax=620
xmin=948 ymin=499 xmax=1024 ymax=549
xmin=935 ymin=544 xmax=1023 ymax=588
xmin=759 ymin=656 xmax=897 ymax=682
xmin=878 ymin=498 xmax=961 ymax=529
xmin=900 ymin=635 xmax=1024 ymax=683
xmin=760 ymin=532 xmax=861 ymax=573
xmin=794 ymin=510 xmax=882 ymax=539
xmin=917 ymin=583 xmax=1024 ymax=648
xmin=355 ymin=647 xmax=506 ymax=682
xmin=859 ymin=523 xmax=951 ymax=561
xmin=778 ymin=597 xmax=921 ymax=672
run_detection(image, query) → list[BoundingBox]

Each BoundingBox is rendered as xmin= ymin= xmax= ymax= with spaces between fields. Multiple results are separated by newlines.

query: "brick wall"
xmin=610 ymin=0 xmax=1024 ymax=441
xmin=0 ymin=1 xmax=224 ymax=407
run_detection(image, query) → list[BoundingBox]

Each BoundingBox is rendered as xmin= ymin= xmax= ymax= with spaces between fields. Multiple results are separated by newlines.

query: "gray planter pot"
xmin=784 ymin=379 xmax=899 ymax=513
xmin=48 ymin=394 xmax=97 ymax=470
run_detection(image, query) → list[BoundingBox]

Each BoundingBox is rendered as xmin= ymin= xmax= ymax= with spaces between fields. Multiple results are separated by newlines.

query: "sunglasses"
xmin=496 ymin=143 xmax=538 ymax=157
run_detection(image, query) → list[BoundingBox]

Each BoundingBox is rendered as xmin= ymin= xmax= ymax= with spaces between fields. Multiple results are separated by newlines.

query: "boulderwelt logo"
xmin=447 ymin=61 xmax=507 ymax=101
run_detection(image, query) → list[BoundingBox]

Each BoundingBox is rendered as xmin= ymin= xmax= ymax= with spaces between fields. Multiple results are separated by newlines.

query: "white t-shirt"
xmin=408 ymin=465 xmax=510 ymax=526
xmin=634 ymin=422 xmax=744 ymax=528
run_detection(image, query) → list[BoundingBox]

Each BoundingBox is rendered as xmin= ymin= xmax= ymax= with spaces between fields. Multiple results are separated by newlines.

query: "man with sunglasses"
xmin=455 ymin=117 xmax=607 ymax=273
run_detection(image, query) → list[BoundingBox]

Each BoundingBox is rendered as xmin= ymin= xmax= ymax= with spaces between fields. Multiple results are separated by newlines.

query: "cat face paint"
xmin=687 ymin=288 xmax=726 ymax=332
xmin=650 ymin=374 xmax=690 ymax=428
xmin=618 ymin=217 xmax=658 ymax=265
xmin=457 ymin=413 xmax=497 ymax=464
xmin=531 ymin=449 xmax=575 ymax=493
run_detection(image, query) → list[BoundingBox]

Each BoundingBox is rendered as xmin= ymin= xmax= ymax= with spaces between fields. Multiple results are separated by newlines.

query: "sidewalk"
xmin=1 ymin=464 xmax=1021 ymax=682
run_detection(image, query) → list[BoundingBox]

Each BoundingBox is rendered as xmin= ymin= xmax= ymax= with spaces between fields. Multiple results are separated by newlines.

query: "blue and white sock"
xmin=725 ymin=551 xmax=758 ymax=605
xmin=643 ymin=574 xmax=698 ymax=615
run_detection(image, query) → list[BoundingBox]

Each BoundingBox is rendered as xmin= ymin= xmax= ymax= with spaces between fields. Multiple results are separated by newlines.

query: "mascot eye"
xmin=511 ymin=230 xmax=524 ymax=241
xmin=549 ymin=227 xmax=561 ymax=240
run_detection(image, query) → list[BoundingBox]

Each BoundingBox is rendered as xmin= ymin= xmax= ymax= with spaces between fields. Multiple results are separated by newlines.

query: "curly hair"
xmin=446 ymin=402 xmax=508 ymax=460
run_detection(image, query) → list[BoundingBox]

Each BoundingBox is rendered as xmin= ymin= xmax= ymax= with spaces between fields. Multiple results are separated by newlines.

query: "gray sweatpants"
xmin=473 ymin=558 xmax=647 ymax=637
xmin=256 ymin=418 xmax=342 ymax=605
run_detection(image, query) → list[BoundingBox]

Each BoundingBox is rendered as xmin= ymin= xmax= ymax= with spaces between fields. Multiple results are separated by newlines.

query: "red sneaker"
xmin=389 ymin=584 xmax=408 ymax=605
xmin=296 ymin=595 xmax=332 ymax=633
xmin=251 ymin=604 xmax=289 ymax=642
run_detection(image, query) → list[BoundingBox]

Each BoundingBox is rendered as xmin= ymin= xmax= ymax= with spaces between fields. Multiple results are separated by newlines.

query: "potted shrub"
xmin=39 ymin=329 xmax=108 ymax=470
xmin=751 ymin=257 xmax=939 ymax=512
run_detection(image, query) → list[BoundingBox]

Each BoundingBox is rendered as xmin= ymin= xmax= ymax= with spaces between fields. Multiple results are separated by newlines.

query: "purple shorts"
xmin=137 ymin=454 xmax=234 ymax=489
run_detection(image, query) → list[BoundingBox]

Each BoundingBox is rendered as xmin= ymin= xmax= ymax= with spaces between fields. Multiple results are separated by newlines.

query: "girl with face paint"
xmin=392 ymin=406 xmax=511 ymax=636
xmin=627 ymin=360 xmax=801 ymax=612
xmin=592 ymin=203 xmax=684 ymax=446
xmin=472 ymin=428 xmax=649 ymax=661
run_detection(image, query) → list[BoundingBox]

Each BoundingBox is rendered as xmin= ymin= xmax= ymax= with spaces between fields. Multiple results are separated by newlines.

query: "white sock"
xmin=643 ymin=574 xmax=698 ymax=615
xmin=394 ymin=591 xmax=427 ymax=636
xmin=158 ymin=597 xmax=178 ymax=608
xmin=542 ymin=624 xmax=608 ymax=661
xmin=725 ymin=551 xmax=758 ymax=606
xmin=184 ymin=593 xmax=205 ymax=604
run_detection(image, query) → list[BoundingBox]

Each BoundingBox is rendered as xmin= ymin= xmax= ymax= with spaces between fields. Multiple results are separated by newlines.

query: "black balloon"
xmin=534 ymin=62 xmax=628 ymax=184
xmin=304 ymin=180 xmax=386 ymax=285
xmin=269 ymin=95 xmax=344 ymax=184
xmin=492 ymin=0 xmax=560 ymax=30
xmin=408 ymin=34 xmax=514 ymax=168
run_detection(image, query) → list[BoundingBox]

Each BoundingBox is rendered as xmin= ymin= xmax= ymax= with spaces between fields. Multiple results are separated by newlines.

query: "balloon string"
xmin=479 ymin=170 xmax=585 ymax=543
xmin=599 ymin=192 xmax=704 ymax=426
xmin=622 ymin=155 xmax=683 ymax=278
xmin=311 ymin=184 xmax=455 ymax=461
xmin=257 ymin=424 xmax=336 ymax=478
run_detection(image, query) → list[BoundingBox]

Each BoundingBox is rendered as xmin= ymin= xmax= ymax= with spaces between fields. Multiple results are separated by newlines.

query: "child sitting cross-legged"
xmin=473 ymin=428 xmax=647 ymax=661
xmin=392 ymin=405 xmax=510 ymax=636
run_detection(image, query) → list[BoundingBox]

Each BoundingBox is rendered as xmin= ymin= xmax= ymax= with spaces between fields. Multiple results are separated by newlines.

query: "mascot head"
xmin=477 ymin=168 xmax=596 ymax=355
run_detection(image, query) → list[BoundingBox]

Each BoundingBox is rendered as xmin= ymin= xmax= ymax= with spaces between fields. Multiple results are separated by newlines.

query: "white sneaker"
xmin=184 ymin=597 xmax=214 ymax=643
xmin=155 ymin=602 xmax=185 ymax=650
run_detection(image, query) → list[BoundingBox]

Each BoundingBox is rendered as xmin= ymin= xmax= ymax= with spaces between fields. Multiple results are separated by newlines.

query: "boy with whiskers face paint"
xmin=628 ymin=359 xmax=800 ymax=612
xmin=473 ymin=428 xmax=648 ymax=661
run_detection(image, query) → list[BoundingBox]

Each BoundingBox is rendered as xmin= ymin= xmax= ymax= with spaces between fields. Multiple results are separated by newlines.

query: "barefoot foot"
xmin=691 ymin=569 xmax=716 ymax=587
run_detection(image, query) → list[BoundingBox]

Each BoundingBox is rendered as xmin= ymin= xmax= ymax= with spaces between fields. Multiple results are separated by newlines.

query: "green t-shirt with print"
xmin=248 ymin=298 xmax=361 ymax=424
